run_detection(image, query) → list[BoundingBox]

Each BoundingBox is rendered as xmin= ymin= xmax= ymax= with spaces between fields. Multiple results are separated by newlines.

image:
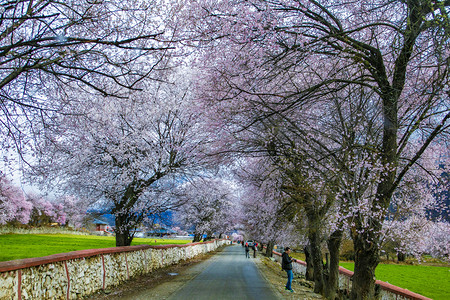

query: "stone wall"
xmin=272 ymin=251 xmax=431 ymax=300
xmin=0 ymin=239 xmax=227 ymax=300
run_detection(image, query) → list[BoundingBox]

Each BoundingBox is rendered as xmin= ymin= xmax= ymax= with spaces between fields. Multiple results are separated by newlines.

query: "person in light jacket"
xmin=281 ymin=247 xmax=297 ymax=292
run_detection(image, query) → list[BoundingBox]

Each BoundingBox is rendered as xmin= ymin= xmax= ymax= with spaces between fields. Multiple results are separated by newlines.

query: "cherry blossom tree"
xmin=58 ymin=195 xmax=90 ymax=229
xmin=29 ymin=70 xmax=211 ymax=246
xmin=236 ymin=157 xmax=306 ymax=256
xmin=26 ymin=193 xmax=66 ymax=226
xmin=382 ymin=218 xmax=450 ymax=262
xmin=0 ymin=173 xmax=32 ymax=225
xmin=381 ymin=160 xmax=450 ymax=261
xmin=190 ymin=1 xmax=449 ymax=298
xmin=197 ymin=76 xmax=365 ymax=296
xmin=174 ymin=177 xmax=236 ymax=242
xmin=0 ymin=0 xmax=180 ymax=160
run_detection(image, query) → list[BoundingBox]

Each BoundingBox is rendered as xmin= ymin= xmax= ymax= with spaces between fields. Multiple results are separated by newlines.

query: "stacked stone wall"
xmin=0 ymin=239 xmax=227 ymax=300
xmin=0 ymin=271 xmax=18 ymax=299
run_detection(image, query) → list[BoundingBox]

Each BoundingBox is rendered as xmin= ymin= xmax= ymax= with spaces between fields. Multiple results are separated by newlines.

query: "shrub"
xmin=340 ymin=239 xmax=354 ymax=261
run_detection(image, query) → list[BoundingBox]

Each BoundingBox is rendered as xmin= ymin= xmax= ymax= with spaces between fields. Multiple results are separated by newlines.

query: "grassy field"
xmin=0 ymin=234 xmax=192 ymax=262
xmin=339 ymin=262 xmax=449 ymax=300
xmin=288 ymin=252 xmax=449 ymax=299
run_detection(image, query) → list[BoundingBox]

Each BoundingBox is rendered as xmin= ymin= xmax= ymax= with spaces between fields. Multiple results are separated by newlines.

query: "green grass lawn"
xmin=289 ymin=252 xmax=449 ymax=299
xmin=0 ymin=234 xmax=192 ymax=262
xmin=339 ymin=262 xmax=450 ymax=300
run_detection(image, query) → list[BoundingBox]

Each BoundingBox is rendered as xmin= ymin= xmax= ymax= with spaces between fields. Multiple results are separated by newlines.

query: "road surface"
xmin=123 ymin=244 xmax=281 ymax=300
xmin=167 ymin=244 xmax=278 ymax=300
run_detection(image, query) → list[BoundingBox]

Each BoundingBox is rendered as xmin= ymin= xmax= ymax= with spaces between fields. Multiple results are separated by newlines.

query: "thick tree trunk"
xmin=265 ymin=240 xmax=275 ymax=257
xmin=309 ymin=229 xmax=325 ymax=294
xmin=350 ymin=232 xmax=380 ymax=300
xmin=193 ymin=232 xmax=202 ymax=242
xmin=115 ymin=212 xmax=133 ymax=246
xmin=113 ymin=185 xmax=142 ymax=247
xmin=325 ymin=230 xmax=343 ymax=299
xmin=304 ymin=245 xmax=314 ymax=281
xmin=116 ymin=230 xmax=133 ymax=246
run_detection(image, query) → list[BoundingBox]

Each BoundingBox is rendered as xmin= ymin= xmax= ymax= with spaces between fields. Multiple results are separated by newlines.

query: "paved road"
xmin=165 ymin=244 xmax=278 ymax=300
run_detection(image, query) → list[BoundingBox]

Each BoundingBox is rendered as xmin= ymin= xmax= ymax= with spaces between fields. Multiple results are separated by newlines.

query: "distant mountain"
xmin=86 ymin=208 xmax=174 ymax=227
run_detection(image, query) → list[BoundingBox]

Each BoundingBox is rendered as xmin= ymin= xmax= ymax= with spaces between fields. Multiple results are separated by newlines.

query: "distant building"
xmin=93 ymin=218 xmax=113 ymax=234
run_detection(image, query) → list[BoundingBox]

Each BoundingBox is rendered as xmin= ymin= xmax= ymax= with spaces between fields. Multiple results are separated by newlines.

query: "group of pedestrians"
xmin=243 ymin=241 xmax=258 ymax=258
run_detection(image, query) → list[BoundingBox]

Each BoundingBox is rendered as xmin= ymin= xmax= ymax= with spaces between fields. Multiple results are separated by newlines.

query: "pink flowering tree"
xmin=174 ymin=177 xmax=237 ymax=242
xmin=383 ymin=218 xmax=450 ymax=262
xmin=190 ymin=1 xmax=449 ymax=298
xmin=196 ymin=80 xmax=365 ymax=296
xmin=30 ymin=70 xmax=211 ymax=246
xmin=0 ymin=0 xmax=181 ymax=159
xmin=58 ymin=195 xmax=90 ymax=229
xmin=235 ymin=157 xmax=306 ymax=253
xmin=381 ymin=160 xmax=450 ymax=261
xmin=0 ymin=173 xmax=32 ymax=225
xmin=26 ymin=193 xmax=66 ymax=226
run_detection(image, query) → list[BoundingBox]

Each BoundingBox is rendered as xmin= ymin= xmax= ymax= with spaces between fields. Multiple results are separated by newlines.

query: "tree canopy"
xmin=1 ymin=1 xmax=449 ymax=299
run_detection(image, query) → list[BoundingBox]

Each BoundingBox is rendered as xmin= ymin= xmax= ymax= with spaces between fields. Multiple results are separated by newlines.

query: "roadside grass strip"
xmin=339 ymin=262 xmax=450 ymax=300
xmin=0 ymin=234 xmax=192 ymax=262
xmin=289 ymin=252 xmax=449 ymax=300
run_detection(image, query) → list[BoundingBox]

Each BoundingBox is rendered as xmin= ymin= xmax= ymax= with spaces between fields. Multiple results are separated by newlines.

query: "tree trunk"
xmin=304 ymin=245 xmax=314 ymax=281
xmin=325 ymin=230 xmax=343 ymax=299
xmin=116 ymin=230 xmax=133 ymax=246
xmin=348 ymin=90 xmax=397 ymax=298
xmin=112 ymin=185 xmax=143 ymax=247
xmin=204 ymin=232 xmax=213 ymax=241
xmin=115 ymin=212 xmax=133 ymax=246
xmin=193 ymin=232 xmax=202 ymax=242
xmin=397 ymin=252 xmax=405 ymax=262
xmin=350 ymin=231 xmax=380 ymax=300
xmin=309 ymin=229 xmax=325 ymax=294
xmin=266 ymin=240 xmax=275 ymax=257
xmin=350 ymin=92 xmax=397 ymax=298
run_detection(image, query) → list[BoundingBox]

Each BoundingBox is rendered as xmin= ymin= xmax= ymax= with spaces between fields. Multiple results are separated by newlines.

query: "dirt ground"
xmin=84 ymin=245 xmax=324 ymax=299
xmin=257 ymin=253 xmax=324 ymax=300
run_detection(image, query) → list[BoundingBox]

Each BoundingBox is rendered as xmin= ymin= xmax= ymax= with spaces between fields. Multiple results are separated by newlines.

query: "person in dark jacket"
xmin=281 ymin=247 xmax=296 ymax=292
xmin=245 ymin=243 xmax=250 ymax=258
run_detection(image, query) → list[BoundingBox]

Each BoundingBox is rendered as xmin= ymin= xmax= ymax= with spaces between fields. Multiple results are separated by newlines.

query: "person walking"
xmin=245 ymin=242 xmax=250 ymax=258
xmin=252 ymin=243 xmax=257 ymax=258
xmin=281 ymin=247 xmax=297 ymax=292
